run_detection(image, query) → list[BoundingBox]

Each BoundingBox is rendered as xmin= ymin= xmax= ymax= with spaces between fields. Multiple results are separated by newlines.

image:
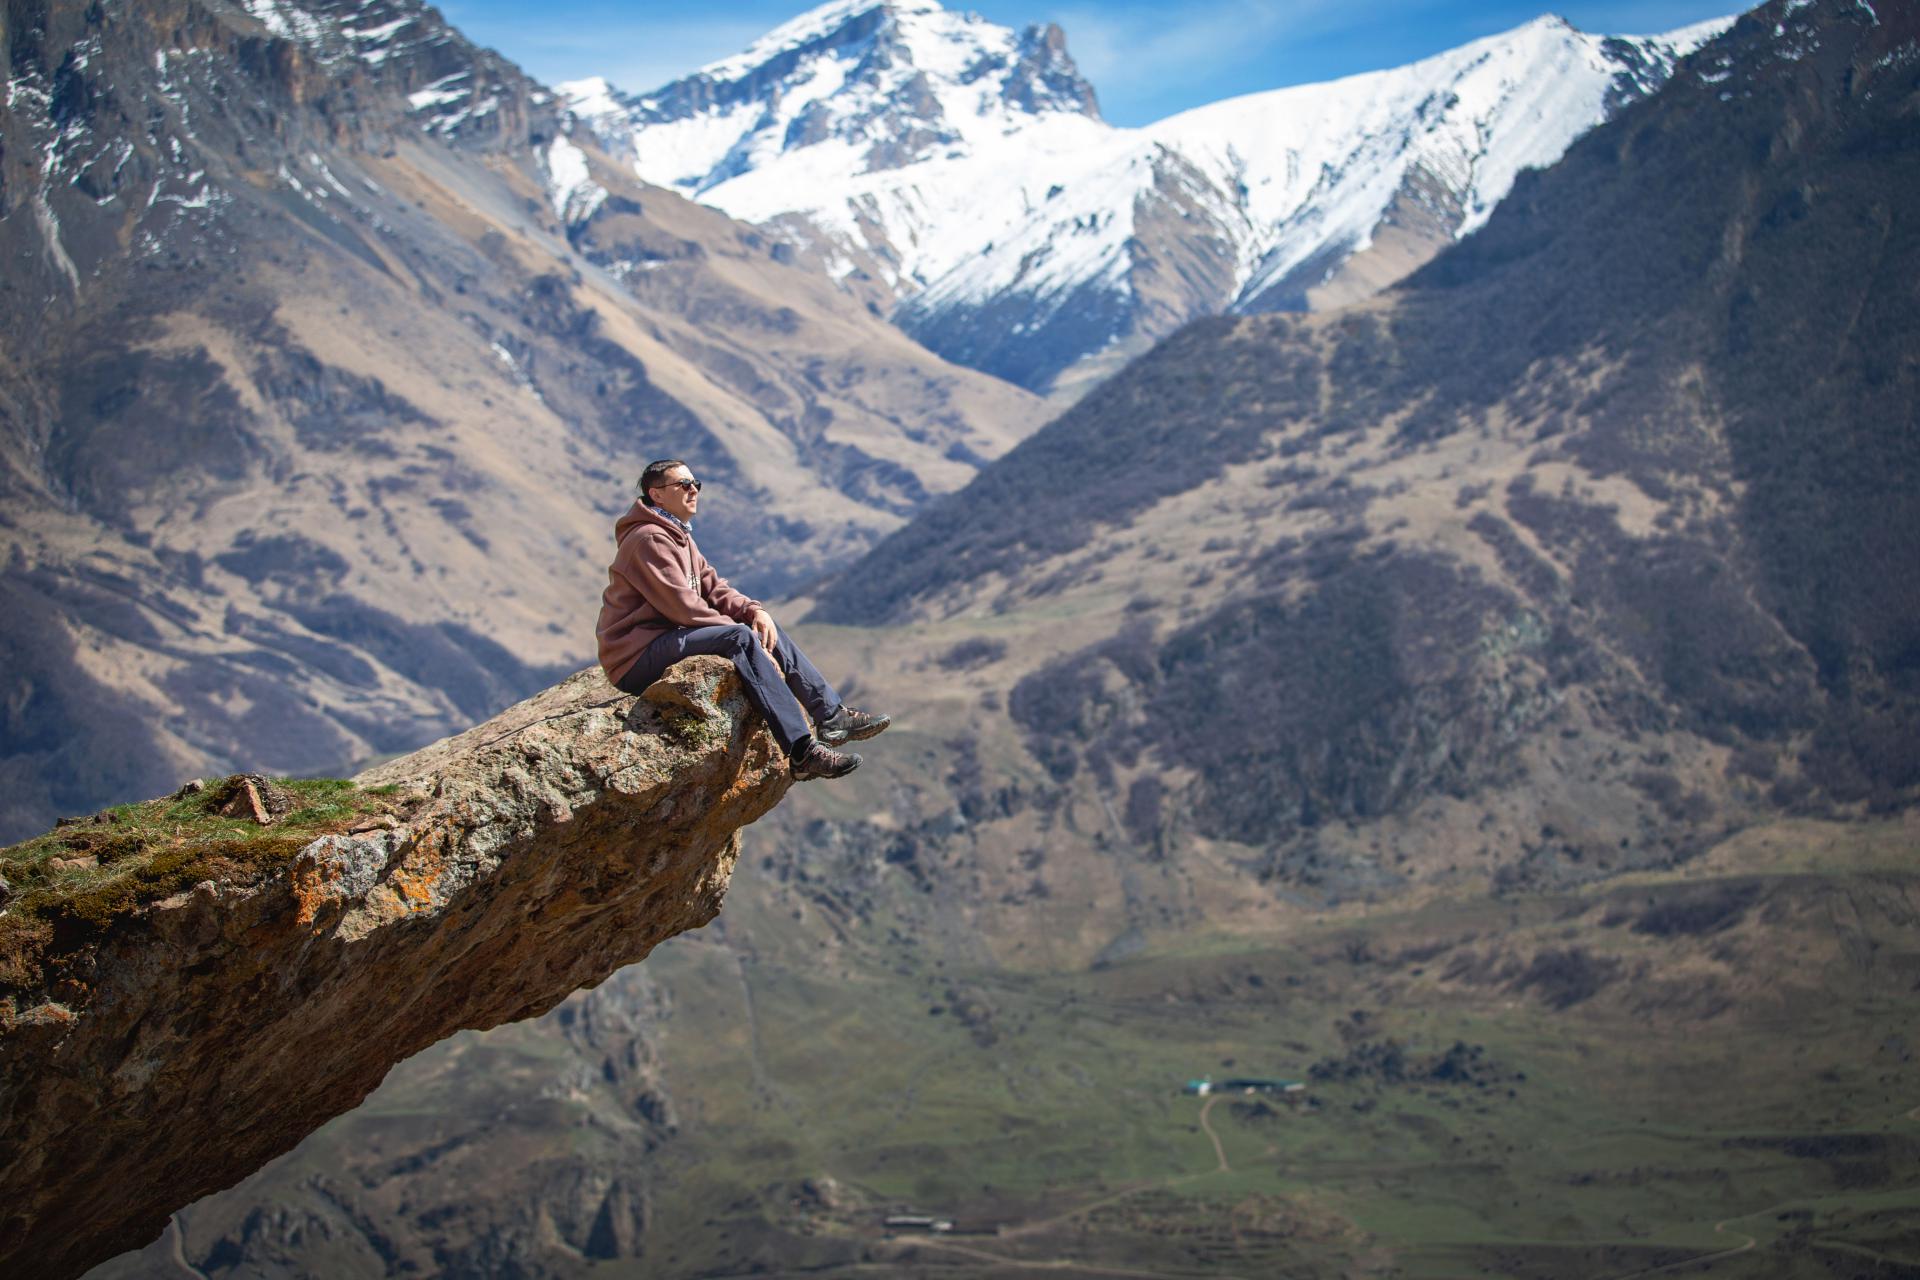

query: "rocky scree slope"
xmin=569 ymin=0 xmax=1730 ymax=393
xmin=0 ymin=0 xmax=1042 ymax=843
xmin=785 ymin=0 xmax=1920 ymax=957
xmin=0 ymin=656 xmax=789 ymax=1280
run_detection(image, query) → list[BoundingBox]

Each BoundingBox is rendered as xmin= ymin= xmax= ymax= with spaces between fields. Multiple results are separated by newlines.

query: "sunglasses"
xmin=662 ymin=478 xmax=702 ymax=493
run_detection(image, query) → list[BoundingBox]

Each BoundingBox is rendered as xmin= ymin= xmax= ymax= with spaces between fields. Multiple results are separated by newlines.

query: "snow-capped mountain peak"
xmin=694 ymin=0 xmax=942 ymax=84
xmin=566 ymin=0 xmax=1099 ymax=204
xmin=566 ymin=5 xmax=1735 ymax=393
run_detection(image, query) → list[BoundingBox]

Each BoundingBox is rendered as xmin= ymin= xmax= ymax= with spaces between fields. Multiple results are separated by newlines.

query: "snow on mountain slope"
xmin=566 ymin=2 xmax=1735 ymax=393
xmin=240 ymin=0 xmax=559 ymax=141
xmin=561 ymin=0 xmax=1103 ymax=288
xmin=1140 ymin=14 xmax=1738 ymax=310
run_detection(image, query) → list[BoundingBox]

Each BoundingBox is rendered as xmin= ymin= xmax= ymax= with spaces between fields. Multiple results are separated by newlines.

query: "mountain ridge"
xmin=566 ymin=1 xmax=1734 ymax=392
xmin=802 ymin=0 xmax=1917 ymax=877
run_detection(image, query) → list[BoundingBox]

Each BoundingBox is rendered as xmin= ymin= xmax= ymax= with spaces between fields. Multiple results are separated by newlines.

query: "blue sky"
xmin=438 ymin=0 xmax=1747 ymax=126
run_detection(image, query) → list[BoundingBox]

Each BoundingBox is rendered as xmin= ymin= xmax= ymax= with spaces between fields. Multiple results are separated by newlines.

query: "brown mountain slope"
xmin=803 ymin=0 xmax=1919 ymax=942
xmin=0 ymin=0 xmax=1044 ymax=843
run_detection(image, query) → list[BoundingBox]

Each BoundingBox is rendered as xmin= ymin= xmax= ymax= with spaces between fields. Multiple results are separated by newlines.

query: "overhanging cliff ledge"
xmin=0 ymin=657 xmax=790 ymax=1279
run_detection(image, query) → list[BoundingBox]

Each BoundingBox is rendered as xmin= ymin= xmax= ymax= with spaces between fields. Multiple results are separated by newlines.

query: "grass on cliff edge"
xmin=0 ymin=776 xmax=403 ymax=995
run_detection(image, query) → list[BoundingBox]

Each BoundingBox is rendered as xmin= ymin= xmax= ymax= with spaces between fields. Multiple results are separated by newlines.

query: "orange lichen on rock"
xmin=388 ymin=840 xmax=450 ymax=912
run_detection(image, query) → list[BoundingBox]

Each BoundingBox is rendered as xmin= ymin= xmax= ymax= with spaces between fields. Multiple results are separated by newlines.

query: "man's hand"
xmin=750 ymin=607 xmax=781 ymax=662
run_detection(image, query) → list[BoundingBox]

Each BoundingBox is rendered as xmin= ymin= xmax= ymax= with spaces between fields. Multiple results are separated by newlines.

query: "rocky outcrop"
xmin=0 ymin=657 xmax=790 ymax=1280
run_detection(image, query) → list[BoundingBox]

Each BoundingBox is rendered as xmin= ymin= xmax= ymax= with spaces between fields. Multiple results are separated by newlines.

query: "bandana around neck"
xmin=647 ymin=502 xmax=692 ymax=536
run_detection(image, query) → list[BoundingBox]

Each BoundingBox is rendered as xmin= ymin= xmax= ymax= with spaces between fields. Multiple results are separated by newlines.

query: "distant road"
xmin=1602 ymin=1098 xmax=1920 ymax=1278
xmin=1197 ymin=1095 xmax=1231 ymax=1173
xmin=871 ymin=1093 xmax=1251 ymax=1278
xmin=1607 ymin=1218 xmax=1758 ymax=1278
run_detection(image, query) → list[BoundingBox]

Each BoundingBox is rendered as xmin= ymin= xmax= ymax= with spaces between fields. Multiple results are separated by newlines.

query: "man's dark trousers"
xmin=614 ymin=623 xmax=840 ymax=758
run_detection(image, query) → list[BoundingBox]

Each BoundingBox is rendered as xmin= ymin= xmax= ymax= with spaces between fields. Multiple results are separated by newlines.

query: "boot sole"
xmin=819 ymin=717 xmax=891 ymax=746
xmin=793 ymin=758 xmax=860 ymax=781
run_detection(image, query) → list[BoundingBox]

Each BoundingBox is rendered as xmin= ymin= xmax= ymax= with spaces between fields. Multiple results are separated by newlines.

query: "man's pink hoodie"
xmin=596 ymin=501 xmax=761 ymax=684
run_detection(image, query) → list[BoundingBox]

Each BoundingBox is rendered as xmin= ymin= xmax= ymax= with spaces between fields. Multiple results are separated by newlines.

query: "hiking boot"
xmin=791 ymin=741 xmax=861 ymax=781
xmin=818 ymin=705 xmax=891 ymax=746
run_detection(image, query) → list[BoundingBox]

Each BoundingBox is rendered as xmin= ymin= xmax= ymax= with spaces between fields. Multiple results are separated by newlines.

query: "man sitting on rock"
xmin=597 ymin=458 xmax=888 ymax=780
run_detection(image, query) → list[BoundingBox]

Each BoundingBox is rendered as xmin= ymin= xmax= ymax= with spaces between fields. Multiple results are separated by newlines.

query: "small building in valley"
xmin=1184 ymin=1077 xmax=1305 ymax=1097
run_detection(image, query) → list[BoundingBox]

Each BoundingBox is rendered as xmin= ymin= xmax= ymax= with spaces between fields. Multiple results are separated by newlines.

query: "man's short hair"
xmin=638 ymin=458 xmax=687 ymax=502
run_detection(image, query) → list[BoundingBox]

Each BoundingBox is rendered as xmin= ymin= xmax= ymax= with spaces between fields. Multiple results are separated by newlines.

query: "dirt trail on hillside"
xmin=877 ymin=1094 xmax=1250 ymax=1278
xmin=1602 ymin=1097 xmax=1920 ymax=1278
xmin=901 ymin=1237 xmax=1243 ymax=1277
xmin=163 ymin=1216 xmax=209 ymax=1280
xmin=1197 ymin=1095 xmax=1231 ymax=1173
xmin=999 ymin=1095 xmax=1233 ymax=1241
xmin=1611 ymin=1220 xmax=1758 ymax=1278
